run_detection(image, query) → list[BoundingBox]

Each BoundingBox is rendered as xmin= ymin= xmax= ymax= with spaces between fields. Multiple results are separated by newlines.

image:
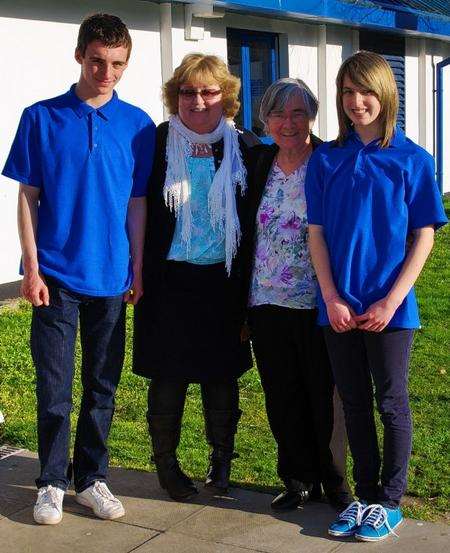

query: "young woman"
xmin=305 ymin=51 xmax=447 ymax=542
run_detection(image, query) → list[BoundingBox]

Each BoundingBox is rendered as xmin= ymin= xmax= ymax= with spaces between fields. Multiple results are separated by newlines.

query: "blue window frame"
xmin=227 ymin=29 xmax=279 ymax=140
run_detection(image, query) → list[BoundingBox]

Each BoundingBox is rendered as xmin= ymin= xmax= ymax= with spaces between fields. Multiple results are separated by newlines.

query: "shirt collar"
xmin=67 ymin=84 xmax=119 ymax=120
xmin=389 ymin=127 xmax=407 ymax=147
xmin=346 ymin=126 xmax=406 ymax=149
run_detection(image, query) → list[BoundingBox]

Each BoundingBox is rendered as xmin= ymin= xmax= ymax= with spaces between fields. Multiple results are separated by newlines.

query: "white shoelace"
xmin=37 ymin=485 xmax=62 ymax=509
xmin=92 ymin=481 xmax=119 ymax=506
xmin=337 ymin=501 xmax=366 ymax=526
xmin=361 ymin=504 xmax=399 ymax=537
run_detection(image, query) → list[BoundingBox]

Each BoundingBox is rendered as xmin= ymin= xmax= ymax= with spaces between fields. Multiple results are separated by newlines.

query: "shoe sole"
xmin=354 ymin=518 xmax=403 ymax=542
xmin=328 ymin=529 xmax=356 ymax=537
xmin=204 ymin=483 xmax=229 ymax=494
xmin=271 ymin=503 xmax=303 ymax=512
xmin=75 ymin=495 xmax=125 ymax=520
xmin=33 ymin=514 xmax=62 ymax=525
xmin=165 ymin=486 xmax=199 ymax=501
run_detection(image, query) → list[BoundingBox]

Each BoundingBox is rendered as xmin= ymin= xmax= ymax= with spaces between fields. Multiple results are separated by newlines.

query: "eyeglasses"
xmin=268 ymin=110 xmax=309 ymax=121
xmin=179 ymin=88 xmax=222 ymax=99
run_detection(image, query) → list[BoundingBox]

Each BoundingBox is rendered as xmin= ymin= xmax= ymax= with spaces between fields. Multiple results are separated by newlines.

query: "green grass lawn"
xmin=1 ymin=198 xmax=449 ymax=522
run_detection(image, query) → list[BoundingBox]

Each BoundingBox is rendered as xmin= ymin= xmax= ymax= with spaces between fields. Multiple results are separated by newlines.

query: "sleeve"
xmin=131 ymin=116 xmax=156 ymax=198
xmin=405 ymin=151 xmax=448 ymax=231
xmin=305 ymin=148 xmax=325 ymax=225
xmin=2 ymin=108 xmax=42 ymax=187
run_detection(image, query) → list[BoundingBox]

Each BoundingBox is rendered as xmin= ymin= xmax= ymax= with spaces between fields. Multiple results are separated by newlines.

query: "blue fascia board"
xmin=206 ymin=0 xmax=450 ymax=40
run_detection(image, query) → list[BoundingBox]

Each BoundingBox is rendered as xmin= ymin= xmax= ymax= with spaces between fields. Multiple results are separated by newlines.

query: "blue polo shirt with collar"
xmin=2 ymin=85 xmax=155 ymax=296
xmin=305 ymin=128 xmax=447 ymax=329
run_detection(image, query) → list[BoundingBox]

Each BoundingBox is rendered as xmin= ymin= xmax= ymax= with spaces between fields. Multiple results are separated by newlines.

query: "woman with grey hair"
xmin=241 ymin=78 xmax=352 ymax=511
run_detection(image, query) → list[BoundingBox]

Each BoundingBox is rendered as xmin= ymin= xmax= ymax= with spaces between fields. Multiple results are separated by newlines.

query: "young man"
xmin=2 ymin=14 xmax=155 ymax=525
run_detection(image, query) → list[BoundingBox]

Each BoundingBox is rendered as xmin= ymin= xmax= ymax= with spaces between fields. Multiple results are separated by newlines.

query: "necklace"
xmin=191 ymin=143 xmax=213 ymax=157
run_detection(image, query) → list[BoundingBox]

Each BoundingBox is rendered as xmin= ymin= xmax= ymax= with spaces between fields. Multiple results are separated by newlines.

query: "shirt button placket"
xmin=91 ymin=112 xmax=99 ymax=152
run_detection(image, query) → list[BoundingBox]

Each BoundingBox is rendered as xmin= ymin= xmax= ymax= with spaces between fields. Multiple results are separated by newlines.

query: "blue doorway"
xmin=227 ymin=29 xmax=279 ymax=140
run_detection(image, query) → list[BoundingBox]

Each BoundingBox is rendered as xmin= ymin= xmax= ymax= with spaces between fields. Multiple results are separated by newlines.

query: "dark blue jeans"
xmin=324 ymin=327 xmax=414 ymax=507
xmin=31 ymin=279 xmax=126 ymax=492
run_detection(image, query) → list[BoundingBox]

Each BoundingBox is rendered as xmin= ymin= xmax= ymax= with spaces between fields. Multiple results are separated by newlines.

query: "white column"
xmin=159 ymin=2 xmax=173 ymax=120
xmin=317 ymin=24 xmax=327 ymax=140
xmin=405 ymin=38 xmax=419 ymax=143
xmin=418 ymin=38 xmax=427 ymax=148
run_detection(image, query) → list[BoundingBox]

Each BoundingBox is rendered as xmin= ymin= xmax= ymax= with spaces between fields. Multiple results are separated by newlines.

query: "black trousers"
xmin=147 ymin=377 xmax=239 ymax=417
xmin=324 ymin=327 xmax=414 ymax=506
xmin=249 ymin=305 xmax=342 ymax=489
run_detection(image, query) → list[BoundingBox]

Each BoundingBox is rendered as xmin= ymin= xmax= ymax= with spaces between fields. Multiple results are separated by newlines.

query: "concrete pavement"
xmin=0 ymin=450 xmax=448 ymax=553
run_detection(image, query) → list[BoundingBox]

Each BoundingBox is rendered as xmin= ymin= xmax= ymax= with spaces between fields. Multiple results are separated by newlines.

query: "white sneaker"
xmin=76 ymin=481 xmax=125 ymax=520
xmin=33 ymin=485 xmax=64 ymax=525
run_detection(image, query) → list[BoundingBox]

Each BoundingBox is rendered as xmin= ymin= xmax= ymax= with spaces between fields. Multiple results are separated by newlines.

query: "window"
xmin=359 ymin=31 xmax=406 ymax=130
xmin=227 ymin=29 xmax=279 ymax=139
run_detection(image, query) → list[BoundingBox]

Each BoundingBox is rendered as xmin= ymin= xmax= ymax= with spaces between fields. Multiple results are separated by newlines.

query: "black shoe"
xmin=204 ymin=409 xmax=241 ymax=493
xmin=325 ymin=488 xmax=354 ymax=510
xmin=154 ymin=454 xmax=198 ymax=501
xmin=148 ymin=413 xmax=198 ymax=501
xmin=271 ymin=480 xmax=312 ymax=511
xmin=205 ymin=451 xmax=238 ymax=493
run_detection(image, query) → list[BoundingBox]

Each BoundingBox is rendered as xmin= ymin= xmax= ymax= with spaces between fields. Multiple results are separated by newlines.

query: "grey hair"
xmin=259 ymin=78 xmax=319 ymax=131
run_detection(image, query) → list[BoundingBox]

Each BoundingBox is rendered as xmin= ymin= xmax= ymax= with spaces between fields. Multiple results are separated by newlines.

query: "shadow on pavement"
xmin=0 ymin=451 xmax=338 ymax=539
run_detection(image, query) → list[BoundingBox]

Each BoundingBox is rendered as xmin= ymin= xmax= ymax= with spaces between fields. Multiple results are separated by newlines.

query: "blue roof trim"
xmin=210 ymin=0 xmax=450 ymax=39
xmin=380 ymin=1 xmax=450 ymax=18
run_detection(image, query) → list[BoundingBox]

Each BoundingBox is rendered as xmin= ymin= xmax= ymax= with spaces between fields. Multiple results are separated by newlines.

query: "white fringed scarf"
xmin=163 ymin=114 xmax=247 ymax=274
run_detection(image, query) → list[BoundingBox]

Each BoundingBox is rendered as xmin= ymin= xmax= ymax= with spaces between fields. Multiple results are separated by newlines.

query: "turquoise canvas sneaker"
xmin=328 ymin=501 xmax=367 ymax=537
xmin=355 ymin=504 xmax=403 ymax=542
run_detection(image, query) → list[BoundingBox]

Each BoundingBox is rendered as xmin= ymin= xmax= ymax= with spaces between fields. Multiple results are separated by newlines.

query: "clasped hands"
xmin=325 ymin=295 xmax=400 ymax=333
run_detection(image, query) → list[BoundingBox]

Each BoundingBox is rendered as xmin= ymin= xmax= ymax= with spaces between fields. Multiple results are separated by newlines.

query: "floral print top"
xmin=249 ymin=159 xmax=317 ymax=309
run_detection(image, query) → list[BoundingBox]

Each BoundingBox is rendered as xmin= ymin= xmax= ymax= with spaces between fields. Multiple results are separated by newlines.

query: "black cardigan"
xmin=133 ymin=121 xmax=260 ymax=377
xmin=240 ymin=134 xmax=323 ymax=311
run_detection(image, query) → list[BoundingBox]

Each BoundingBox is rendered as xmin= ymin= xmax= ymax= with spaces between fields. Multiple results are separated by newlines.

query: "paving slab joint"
xmin=125 ymin=531 xmax=163 ymax=553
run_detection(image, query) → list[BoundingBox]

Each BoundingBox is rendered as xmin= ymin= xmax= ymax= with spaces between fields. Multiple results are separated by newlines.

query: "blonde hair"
xmin=336 ymin=51 xmax=398 ymax=148
xmin=163 ymin=53 xmax=241 ymax=119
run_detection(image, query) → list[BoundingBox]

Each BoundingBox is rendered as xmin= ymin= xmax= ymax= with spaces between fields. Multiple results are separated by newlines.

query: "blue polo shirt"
xmin=2 ymin=85 xmax=155 ymax=296
xmin=305 ymin=128 xmax=447 ymax=329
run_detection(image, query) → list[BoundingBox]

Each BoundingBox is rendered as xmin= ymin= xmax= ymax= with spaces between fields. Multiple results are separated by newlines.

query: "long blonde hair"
xmin=336 ymin=51 xmax=399 ymax=148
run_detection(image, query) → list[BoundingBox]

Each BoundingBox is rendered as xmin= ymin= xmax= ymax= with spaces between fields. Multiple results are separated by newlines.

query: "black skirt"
xmin=133 ymin=261 xmax=252 ymax=382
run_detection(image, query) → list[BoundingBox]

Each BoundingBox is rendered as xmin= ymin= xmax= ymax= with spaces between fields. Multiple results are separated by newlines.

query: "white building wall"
xmin=324 ymin=25 xmax=355 ymax=140
xmin=169 ymin=7 xmax=355 ymax=140
xmin=0 ymin=0 xmax=162 ymax=285
xmin=444 ymin=63 xmax=450 ymax=194
xmin=1 ymin=2 xmax=449 ymax=286
xmin=405 ymin=37 xmax=450 ymax=192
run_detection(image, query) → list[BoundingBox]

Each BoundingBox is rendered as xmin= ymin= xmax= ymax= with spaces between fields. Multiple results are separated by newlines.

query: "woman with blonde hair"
xmin=133 ymin=54 xmax=258 ymax=501
xmin=306 ymin=51 xmax=447 ymax=541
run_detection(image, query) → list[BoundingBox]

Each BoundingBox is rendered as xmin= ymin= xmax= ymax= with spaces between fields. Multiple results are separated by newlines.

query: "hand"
xmin=123 ymin=272 xmax=144 ymax=305
xmin=325 ymin=296 xmax=357 ymax=333
xmin=354 ymin=297 xmax=399 ymax=332
xmin=21 ymin=271 xmax=49 ymax=307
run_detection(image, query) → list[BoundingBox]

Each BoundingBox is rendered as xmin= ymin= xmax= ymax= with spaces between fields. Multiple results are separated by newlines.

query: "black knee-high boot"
xmin=204 ymin=409 xmax=242 ymax=492
xmin=148 ymin=414 xmax=198 ymax=500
